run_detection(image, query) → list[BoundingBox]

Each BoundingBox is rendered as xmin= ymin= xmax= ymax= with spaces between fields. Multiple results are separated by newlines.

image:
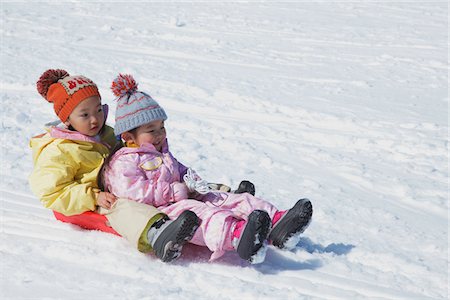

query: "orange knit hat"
xmin=36 ymin=69 xmax=101 ymax=122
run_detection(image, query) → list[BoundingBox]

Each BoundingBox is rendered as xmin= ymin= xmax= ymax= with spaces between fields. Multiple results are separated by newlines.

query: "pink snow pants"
xmin=159 ymin=192 xmax=279 ymax=260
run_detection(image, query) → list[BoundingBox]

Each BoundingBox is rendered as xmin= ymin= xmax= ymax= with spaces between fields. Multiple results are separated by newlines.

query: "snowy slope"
xmin=1 ymin=2 xmax=448 ymax=299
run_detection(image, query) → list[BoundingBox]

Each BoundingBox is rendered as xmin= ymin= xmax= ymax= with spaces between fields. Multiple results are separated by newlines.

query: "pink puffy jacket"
xmin=103 ymin=139 xmax=190 ymax=207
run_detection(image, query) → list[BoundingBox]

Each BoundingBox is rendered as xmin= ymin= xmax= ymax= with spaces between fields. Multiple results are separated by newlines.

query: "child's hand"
xmin=96 ymin=191 xmax=117 ymax=209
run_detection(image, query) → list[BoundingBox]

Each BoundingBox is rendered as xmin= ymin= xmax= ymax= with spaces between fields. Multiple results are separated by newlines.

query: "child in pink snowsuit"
xmin=100 ymin=74 xmax=313 ymax=264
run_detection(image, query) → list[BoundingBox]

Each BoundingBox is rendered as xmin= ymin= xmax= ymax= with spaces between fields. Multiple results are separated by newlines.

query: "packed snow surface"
xmin=1 ymin=2 xmax=448 ymax=299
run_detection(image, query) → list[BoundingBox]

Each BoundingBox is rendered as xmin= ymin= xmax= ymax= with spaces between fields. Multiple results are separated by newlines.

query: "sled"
xmin=53 ymin=211 xmax=121 ymax=236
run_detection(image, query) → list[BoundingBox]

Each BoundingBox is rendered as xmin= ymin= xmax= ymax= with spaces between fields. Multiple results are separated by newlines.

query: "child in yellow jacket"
xmin=29 ymin=69 xmax=199 ymax=262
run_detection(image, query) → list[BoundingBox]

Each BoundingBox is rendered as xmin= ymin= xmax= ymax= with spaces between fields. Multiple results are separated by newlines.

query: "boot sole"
xmin=153 ymin=210 xmax=200 ymax=262
xmin=269 ymin=198 xmax=313 ymax=249
xmin=236 ymin=210 xmax=271 ymax=263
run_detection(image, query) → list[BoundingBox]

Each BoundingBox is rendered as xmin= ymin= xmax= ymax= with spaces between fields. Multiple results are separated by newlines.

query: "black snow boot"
xmin=269 ymin=198 xmax=313 ymax=250
xmin=234 ymin=180 xmax=256 ymax=196
xmin=235 ymin=210 xmax=271 ymax=264
xmin=149 ymin=210 xmax=200 ymax=262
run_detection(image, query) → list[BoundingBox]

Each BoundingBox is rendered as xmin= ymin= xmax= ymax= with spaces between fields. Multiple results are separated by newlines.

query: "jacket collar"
xmin=121 ymin=139 xmax=169 ymax=155
xmin=49 ymin=127 xmax=103 ymax=144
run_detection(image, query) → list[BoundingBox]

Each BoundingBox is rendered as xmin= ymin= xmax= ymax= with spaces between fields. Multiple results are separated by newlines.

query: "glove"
xmin=207 ymin=183 xmax=231 ymax=192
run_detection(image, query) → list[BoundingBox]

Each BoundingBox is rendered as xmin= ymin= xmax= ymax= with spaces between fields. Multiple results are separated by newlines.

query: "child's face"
xmin=132 ymin=120 xmax=166 ymax=151
xmin=64 ymin=96 xmax=105 ymax=136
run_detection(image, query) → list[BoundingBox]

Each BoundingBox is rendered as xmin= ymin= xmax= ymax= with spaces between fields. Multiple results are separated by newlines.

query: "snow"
xmin=1 ymin=1 xmax=448 ymax=299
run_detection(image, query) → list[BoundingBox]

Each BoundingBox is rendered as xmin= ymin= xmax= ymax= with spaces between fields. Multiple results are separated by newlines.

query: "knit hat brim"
xmin=114 ymin=106 xmax=167 ymax=136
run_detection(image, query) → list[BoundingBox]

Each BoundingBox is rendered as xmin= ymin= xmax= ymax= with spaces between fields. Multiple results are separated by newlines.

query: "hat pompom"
xmin=111 ymin=74 xmax=138 ymax=97
xmin=36 ymin=69 xmax=69 ymax=101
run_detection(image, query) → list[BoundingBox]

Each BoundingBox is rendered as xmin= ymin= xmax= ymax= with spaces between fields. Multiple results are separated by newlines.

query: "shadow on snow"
xmin=297 ymin=237 xmax=355 ymax=256
xmin=175 ymin=236 xmax=354 ymax=273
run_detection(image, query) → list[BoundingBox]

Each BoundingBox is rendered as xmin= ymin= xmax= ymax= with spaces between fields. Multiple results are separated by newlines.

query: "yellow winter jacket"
xmin=29 ymin=125 xmax=117 ymax=216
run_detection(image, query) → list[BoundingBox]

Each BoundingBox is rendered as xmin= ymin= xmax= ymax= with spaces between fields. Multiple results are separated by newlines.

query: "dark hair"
xmin=97 ymin=128 xmax=137 ymax=192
